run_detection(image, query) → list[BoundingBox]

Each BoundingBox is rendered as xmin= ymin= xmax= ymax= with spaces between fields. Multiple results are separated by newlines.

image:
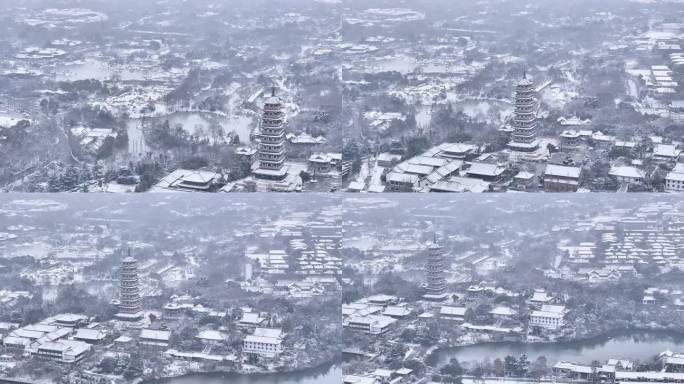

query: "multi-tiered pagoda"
xmin=116 ymin=254 xmax=143 ymax=321
xmin=508 ymin=73 xmax=540 ymax=152
xmin=424 ymin=241 xmax=448 ymax=301
xmin=253 ymin=88 xmax=288 ymax=180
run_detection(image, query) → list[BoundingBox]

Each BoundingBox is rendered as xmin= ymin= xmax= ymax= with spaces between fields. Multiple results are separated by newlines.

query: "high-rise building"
xmin=508 ymin=72 xmax=540 ymax=152
xmin=424 ymin=241 xmax=448 ymax=301
xmin=117 ymin=254 xmax=143 ymax=321
xmin=253 ymin=88 xmax=288 ymax=181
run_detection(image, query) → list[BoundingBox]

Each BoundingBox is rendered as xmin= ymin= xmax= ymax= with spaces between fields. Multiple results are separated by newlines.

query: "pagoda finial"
xmin=271 ymin=85 xmax=276 ymax=97
xmin=522 ymin=65 xmax=527 ymax=80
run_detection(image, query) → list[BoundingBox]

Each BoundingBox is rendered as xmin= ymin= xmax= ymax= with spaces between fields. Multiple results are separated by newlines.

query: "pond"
xmin=430 ymin=331 xmax=684 ymax=366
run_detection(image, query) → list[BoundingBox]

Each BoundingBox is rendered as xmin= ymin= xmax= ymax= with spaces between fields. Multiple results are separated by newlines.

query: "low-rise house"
xmin=308 ymin=152 xmax=342 ymax=173
xmin=345 ymin=315 xmax=396 ymax=334
xmin=73 ymin=328 xmax=107 ymax=344
xmin=377 ymin=152 xmax=403 ymax=167
xmin=154 ymin=169 xmax=224 ymax=192
xmin=2 ymin=336 xmax=31 ymax=353
xmin=139 ymin=329 xmax=172 ymax=350
xmin=553 ymin=362 xmax=594 ymax=380
xmin=243 ymin=328 xmax=284 ymax=358
xmin=239 ymin=312 xmax=267 ymax=328
xmin=429 ymin=177 xmax=490 ymax=193
xmin=659 ymin=352 xmax=684 ymax=372
xmin=382 ymin=305 xmax=412 ymax=319
xmin=560 ymin=130 xmax=582 ymax=150
xmin=50 ymin=314 xmax=89 ymax=328
xmin=511 ymin=171 xmax=537 ymax=191
xmin=653 ymin=144 xmax=681 ymax=163
xmin=543 ymin=164 xmax=582 ymax=192
xmin=34 ymin=340 xmax=90 ymax=363
xmin=530 ymin=307 xmax=564 ymax=330
xmin=385 ymin=172 xmax=418 ymax=192
xmin=665 ymin=163 xmax=684 ymax=192
xmin=196 ymin=330 xmax=227 ymax=345
xmin=489 ymin=306 xmax=516 ymax=320
xmin=592 ymin=131 xmax=614 ymax=148
xmin=609 ymin=166 xmax=645 ymax=184
xmin=529 ymin=289 xmax=552 ymax=306
xmin=464 ymin=162 xmax=506 ymax=182
xmin=614 ymin=141 xmax=637 ymax=155
xmin=439 ymin=306 xmax=467 ymax=322
xmin=235 ymin=146 xmax=257 ymax=163
xmin=437 ymin=142 xmax=479 ymax=160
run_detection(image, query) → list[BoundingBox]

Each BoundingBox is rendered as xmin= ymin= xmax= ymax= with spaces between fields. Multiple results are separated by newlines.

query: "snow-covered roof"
xmin=609 ymin=166 xmax=644 ymax=179
xmin=440 ymin=306 xmax=467 ymax=316
xmin=140 ymin=329 xmax=171 ymax=341
xmin=489 ymin=306 xmax=516 ymax=316
xmin=197 ymin=330 xmax=226 ymax=341
xmin=466 ymin=162 xmax=505 ymax=177
xmin=544 ymin=164 xmax=581 ymax=179
xmin=74 ymin=328 xmax=107 ymax=341
xmin=654 ymin=144 xmax=680 ymax=158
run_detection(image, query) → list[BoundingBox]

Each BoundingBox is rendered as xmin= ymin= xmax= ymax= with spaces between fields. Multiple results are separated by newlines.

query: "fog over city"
xmin=0 ymin=0 xmax=683 ymax=193
xmin=1 ymin=0 xmax=684 ymax=383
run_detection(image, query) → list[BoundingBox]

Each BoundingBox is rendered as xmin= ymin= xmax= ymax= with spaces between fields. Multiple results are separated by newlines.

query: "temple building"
xmin=424 ymin=240 xmax=448 ymax=301
xmin=116 ymin=254 xmax=143 ymax=321
xmin=253 ymin=88 xmax=288 ymax=181
xmin=508 ymin=73 xmax=541 ymax=152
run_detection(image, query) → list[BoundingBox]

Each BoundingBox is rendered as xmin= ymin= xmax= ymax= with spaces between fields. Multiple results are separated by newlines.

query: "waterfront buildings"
xmin=243 ymin=327 xmax=284 ymax=358
xmin=529 ymin=304 xmax=566 ymax=330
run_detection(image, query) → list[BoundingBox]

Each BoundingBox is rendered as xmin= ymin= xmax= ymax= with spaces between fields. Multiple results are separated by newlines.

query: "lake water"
xmin=430 ymin=332 xmax=684 ymax=366
xmin=167 ymin=112 xmax=254 ymax=145
xmin=144 ymin=364 xmax=341 ymax=384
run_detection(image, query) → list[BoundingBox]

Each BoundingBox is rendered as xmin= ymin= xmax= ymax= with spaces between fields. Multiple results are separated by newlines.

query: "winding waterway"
xmin=143 ymin=363 xmax=341 ymax=384
xmin=430 ymin=331 xmax=684 ymax=366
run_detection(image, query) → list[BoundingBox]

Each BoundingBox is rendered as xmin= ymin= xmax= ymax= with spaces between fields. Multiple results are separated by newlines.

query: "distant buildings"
xmin=424 ymin=241 xmax=448 ymax=301
xmin=508 ymin=73 xmax=540 ymax=152
xmin=116 ymin=255 xmax=143 ymax=321
xmin=253 ymin=89 xmax=288 ymax=181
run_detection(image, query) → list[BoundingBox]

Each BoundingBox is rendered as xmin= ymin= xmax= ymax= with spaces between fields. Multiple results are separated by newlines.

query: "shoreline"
xmin=140 ymin=358 xmax=340 ymax=384
xmin=425 ymin=328 xmax=684 ymax=366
